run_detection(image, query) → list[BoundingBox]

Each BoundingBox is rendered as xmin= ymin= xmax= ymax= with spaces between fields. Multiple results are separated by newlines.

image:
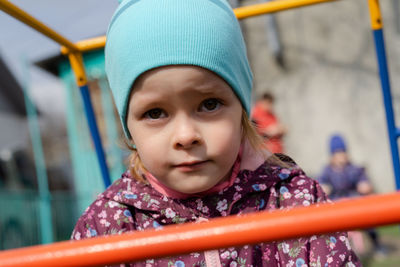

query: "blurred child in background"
xmin=318 ymin=134 xmax=387 ymax=257
xmin=251 ymin=92 xmax=286 ymax=153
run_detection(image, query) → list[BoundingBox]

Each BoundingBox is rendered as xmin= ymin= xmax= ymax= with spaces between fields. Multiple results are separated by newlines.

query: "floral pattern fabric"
xmin=72 ymin=159 xmax=361 ymax=267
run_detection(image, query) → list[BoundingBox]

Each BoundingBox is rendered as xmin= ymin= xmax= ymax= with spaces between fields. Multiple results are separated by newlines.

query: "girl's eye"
xmin=200 ymin=98 xmax=221 ymax=112
xmin=144 ymin=108 xmax=165 ymax=119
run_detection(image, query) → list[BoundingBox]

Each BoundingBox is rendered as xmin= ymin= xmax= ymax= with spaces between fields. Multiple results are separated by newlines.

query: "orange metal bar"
xmin=0 ymin=192 xmax=400 ymax=267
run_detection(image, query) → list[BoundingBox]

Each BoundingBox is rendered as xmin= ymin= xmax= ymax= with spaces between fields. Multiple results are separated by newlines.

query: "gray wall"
xmin=243 ymin=0 xmax=400 ymax=193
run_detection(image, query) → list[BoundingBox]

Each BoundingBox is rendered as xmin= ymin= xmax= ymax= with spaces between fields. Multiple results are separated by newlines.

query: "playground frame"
xmin=0 ymin=0 xmax=399 ymax=266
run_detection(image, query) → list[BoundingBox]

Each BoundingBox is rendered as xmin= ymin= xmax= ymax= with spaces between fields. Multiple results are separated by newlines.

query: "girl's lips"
xmin=173 ymin=160 xmax=210 ymax=172
xmin=175 ymin=160 xmax=206 ymax=167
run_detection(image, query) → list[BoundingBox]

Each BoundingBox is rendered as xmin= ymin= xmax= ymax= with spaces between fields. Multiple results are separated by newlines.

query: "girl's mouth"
xmin=173 ymin=160 xmax=210 ymax=172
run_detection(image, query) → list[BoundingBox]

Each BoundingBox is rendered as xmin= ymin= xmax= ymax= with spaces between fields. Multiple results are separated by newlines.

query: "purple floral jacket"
xmin=72 ymin=158 xmax=361 ymax=267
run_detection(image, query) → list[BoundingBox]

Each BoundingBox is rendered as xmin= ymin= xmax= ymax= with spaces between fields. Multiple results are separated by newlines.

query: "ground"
xmin=359 ymin=225 xmax=400 ymax=267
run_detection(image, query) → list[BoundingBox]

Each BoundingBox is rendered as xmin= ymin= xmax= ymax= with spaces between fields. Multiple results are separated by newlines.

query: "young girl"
xmin=72 ymin=0 xmax=361 ymax=266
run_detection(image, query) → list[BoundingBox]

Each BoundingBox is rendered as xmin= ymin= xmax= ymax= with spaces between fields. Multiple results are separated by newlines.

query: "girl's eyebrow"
xmin=131 ymin=96 xmax=164 ymax=111
xmin=132 ymin=79 xmax=233 ymax=104
xmin=129 ymin=93 xmax=166 ymax=114
xmin=190 ymin=82 xmax=232 ymax=96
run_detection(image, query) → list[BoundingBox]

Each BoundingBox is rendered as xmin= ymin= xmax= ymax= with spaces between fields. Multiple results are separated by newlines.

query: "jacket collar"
xmin=102 ymin=157 xmax=301 ymax=223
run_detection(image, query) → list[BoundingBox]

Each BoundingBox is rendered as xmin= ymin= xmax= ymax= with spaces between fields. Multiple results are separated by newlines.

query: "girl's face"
xmin=127 ymin=66 xmax=243 ymax=194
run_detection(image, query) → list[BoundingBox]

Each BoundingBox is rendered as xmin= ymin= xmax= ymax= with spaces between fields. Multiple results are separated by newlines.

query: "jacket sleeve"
xmin=275 ymin=173 xmax=362 ymax=266
xmin=71 ymin=197 xmax=136 ymax=241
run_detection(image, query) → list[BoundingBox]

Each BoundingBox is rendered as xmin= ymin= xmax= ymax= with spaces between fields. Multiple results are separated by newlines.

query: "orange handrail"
xmin=0 ymin=192 xmax=399 ymax=267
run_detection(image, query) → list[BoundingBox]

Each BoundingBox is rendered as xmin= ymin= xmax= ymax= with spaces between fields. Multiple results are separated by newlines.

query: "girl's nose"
xmin=172 ymin=116 xmax=202 ymax=149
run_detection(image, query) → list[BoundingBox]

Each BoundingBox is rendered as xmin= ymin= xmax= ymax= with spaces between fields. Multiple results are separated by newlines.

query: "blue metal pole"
xmin=368 ymin=0 xmax=400 ymax=190
xmin=79 ymin=84 xmax=111 ymax=188
xmin=68 ymin=52 xmax=112 ymax=189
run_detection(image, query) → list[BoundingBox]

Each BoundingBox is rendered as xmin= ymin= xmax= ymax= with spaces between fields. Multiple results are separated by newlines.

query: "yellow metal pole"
xmin=68 ymin=53 xmax=88 ymax=86
xmin=368 ymin=0 xmax=383 ymax=30
xmin=61 ymin=36 xmax=106 ymax=55
xmin=367 ymin=0 xmax=400 ymax=189
xmin=234 ymin=0 xmax=339 ymax=19
xmin=0 ymin=1 xmax=78 ymax=52
xmin=64 ymin=0 xmax=340 ymax=54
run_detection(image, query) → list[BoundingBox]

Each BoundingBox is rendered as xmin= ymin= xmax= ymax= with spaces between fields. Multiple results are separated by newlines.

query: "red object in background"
xmin=251 ymin=102 xmax=284 ymax=153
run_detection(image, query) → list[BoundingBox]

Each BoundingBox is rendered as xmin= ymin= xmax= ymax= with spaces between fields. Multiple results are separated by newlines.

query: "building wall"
xmin=0 ymin=114 xmax=28 ymax=152
xmin=243 ymin=0 xmax=400 ymax=193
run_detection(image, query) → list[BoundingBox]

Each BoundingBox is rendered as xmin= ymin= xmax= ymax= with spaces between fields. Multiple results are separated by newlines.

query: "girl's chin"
xmin=172 ymin=182 xmax=217 ymax=194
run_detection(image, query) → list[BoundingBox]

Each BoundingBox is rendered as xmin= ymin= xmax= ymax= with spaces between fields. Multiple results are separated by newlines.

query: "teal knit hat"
xmin=105 ymin=0 xmax=253 ymax=138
